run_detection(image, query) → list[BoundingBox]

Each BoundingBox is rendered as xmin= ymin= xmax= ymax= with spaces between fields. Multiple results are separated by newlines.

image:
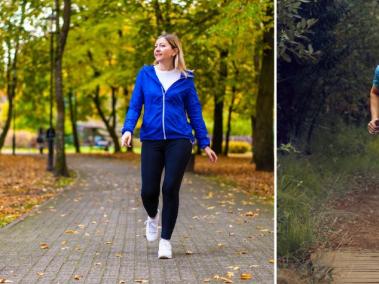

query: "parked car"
xmin=93 ymin=135 xmax=110 ymax=150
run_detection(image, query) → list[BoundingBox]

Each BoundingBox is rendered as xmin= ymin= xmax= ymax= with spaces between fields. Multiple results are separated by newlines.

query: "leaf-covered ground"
xmin=0 ymin=155 xmax=69 ymax=227
xmin=194 ymin=155 xmax=273 ymax=198
xmin=109 ymin=152 xmax=274 ymax=198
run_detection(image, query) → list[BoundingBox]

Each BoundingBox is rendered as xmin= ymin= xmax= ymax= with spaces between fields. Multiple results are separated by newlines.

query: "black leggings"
xmin=141 ymin=139 xmax=192 ymax=240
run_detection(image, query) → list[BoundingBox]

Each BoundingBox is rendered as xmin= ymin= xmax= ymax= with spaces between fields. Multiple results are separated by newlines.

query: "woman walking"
xmin=121 ymin=33 xmax=217 ymax=259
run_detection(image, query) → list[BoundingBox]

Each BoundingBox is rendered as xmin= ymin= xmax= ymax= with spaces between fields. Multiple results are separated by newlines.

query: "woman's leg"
xmin=161 ymin=139 xmax=192 ymax=240
xmin=141 ymin=140 xmax=165 ymax=218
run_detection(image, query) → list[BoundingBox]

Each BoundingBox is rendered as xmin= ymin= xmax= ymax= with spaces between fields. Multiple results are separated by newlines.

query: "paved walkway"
xmin=0 ymin=155 xmax=274 ymax=283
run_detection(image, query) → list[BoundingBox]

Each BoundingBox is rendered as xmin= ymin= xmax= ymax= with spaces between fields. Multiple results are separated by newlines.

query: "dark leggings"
xmin=141 ymin=139 xmax=192 ymax=240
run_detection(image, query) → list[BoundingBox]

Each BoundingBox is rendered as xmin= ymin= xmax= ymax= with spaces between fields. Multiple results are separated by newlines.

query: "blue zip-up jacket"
xmin=121 ymin=65 xmax=210 ymax=149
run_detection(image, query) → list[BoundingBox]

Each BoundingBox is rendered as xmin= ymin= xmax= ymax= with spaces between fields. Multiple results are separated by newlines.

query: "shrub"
xmin=223 ymin=141 xmax=251 ymax=153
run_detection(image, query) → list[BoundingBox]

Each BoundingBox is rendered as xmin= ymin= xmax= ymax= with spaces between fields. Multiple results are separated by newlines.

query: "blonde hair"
xmin=154 ymin=33 xmax=189 ymax=77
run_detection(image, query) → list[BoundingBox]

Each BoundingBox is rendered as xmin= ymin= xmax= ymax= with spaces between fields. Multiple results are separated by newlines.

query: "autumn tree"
xmin=0 ymin=0 xmax=27 ymax=151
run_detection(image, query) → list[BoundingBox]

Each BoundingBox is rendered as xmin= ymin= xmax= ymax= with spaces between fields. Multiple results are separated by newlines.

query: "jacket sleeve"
xmin=185 ymin=78 xmax=210 ymax=149
xmin=121 ymin=68 xmax=144 ymax=135
xmin=373 ymin=65 xmax=379 ymax=88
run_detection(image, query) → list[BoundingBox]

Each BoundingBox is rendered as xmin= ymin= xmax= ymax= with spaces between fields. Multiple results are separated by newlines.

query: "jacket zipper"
xmin=161 ymin=86 xmax=167 ymax=139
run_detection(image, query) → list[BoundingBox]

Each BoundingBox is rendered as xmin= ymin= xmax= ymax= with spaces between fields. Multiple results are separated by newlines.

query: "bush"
xmin=223 ymin=141 xmax=251 ymax=153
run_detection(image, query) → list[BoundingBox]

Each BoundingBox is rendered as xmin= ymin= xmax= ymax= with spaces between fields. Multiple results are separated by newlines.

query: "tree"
xmin=0 ymin=0 xmax=27 ymax=151
xmin=254 ymin=4 xmax=274 ymax=171
xmin=276 ymin=0 xmax=378 ymax=153
xmin=54 ymin=0 xmax=71 ymax=176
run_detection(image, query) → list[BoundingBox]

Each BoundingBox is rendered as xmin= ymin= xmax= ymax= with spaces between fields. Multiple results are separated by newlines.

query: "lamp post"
xmin=46 ymin=12 xmax=55 ymax=171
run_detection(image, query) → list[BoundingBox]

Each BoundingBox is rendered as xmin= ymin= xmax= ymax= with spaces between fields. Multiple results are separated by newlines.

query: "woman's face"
xmin=154 ymin=37 xmax=177 ymax=64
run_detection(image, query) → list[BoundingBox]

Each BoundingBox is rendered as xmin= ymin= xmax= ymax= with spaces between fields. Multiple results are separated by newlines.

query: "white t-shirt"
xmin=154 ymin=65 xmax=181 ymax=92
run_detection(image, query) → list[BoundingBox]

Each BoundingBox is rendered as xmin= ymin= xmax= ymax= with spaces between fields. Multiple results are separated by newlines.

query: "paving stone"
xmin=0 ymin=155 xmax=274 ymax=283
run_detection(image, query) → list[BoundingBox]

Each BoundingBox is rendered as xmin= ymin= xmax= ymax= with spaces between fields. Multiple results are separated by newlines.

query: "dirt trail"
xmin=313 ymin=188 xmax=379 ymax=283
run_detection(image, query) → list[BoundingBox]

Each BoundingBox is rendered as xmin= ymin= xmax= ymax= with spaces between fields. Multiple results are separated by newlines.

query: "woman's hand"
xmin=204 ymin=146 xmax=217 ymax=163
xmin=121 ymin=131 xmax=132 ymax=147
xmin=368 ymin=119 xmax=379 ymax=135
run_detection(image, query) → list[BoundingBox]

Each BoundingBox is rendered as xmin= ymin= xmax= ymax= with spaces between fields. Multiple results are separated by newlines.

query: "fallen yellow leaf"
xmin=220 ymin=276 xmax=233 ymax=283
xmin=74 ymin=275 xmax=82 ymax=280
xmin=240 ymin=273 xmax=253 ymax=280
xmin=64 ymin=230 xmax=78 ymax=234
xmin=40 ymin=243 xmax=49 ymax=249
xmin=36 ymin=272 xmax=44 ymax=277
xmin=245 ymin=211 xmax=258 ymax=217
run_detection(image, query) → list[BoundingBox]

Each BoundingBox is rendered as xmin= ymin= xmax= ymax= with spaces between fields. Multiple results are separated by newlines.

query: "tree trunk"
xmin=54 ymin=0 xmax=71 ymax=177
xmin=212 ymin=49 xmax=228 ymax=154
xmin=0 ymin=96 xmax=13 ymax=151
xmin=111 ymin=86 xmax=117 ymax=133
xmin=0 ymin=53 xmax=14 ymax=150
xmin=254 ymin=18 xmax=274 ymax=171
xmin=223 ymin=85 xmax=236 ymax=156
xmin=251 ymin=115 xmax=256 ymax=163
xmin=92 ymin=86 xmax=121 ymax=153
xmin=68 ymin=90 xmax=80 ymax=153
xmin=305 ymin=91 xmax=327 ymax=155
xmin=153 ymin=0 xmax=171 ymax=34
xmin=123 ymin=87 xmax=133 ymax=153
xmin=251 ymin=43 xmax=261 ymax=164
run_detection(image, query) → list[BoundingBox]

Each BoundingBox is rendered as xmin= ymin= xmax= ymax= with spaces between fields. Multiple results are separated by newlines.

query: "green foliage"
xmin=277 ymin=0 xmax=319 ymax=63
xmin=223 ymin=140 xmax=251 ymax=154
xmin=277 ymin=0 xmax=379 ymax=147
xmin=0 ymin=0 xmax=269 ymax=154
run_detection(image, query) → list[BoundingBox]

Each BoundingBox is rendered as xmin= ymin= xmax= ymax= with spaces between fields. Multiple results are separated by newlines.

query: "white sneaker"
xmin=158 ymin=238 xmax=172 ymax=259
xmin=144 ymin=209 xmax=159 ymax=242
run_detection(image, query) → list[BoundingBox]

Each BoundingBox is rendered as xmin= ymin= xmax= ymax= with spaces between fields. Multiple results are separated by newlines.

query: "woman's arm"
xmin=185 ymin=79 xmax=210 ymax=149
xmin=185 ymin=79 xmax=217 ymax=162
xmin=368 ymin=86 xmax=379 ymax=134
xmin=368 ymin=66 xmax=379 ymax=134
xmin=121 ymin=68 xmax=144 ymax=135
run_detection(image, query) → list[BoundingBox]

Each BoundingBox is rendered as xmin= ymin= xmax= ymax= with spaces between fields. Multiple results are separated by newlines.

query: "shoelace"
xmin=144 ymin=219 xmax=158 ymax=232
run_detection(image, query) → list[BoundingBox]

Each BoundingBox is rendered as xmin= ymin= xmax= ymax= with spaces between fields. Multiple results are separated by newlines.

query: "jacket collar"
xmin=143 ymin=65 xmax=194 ymax=85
